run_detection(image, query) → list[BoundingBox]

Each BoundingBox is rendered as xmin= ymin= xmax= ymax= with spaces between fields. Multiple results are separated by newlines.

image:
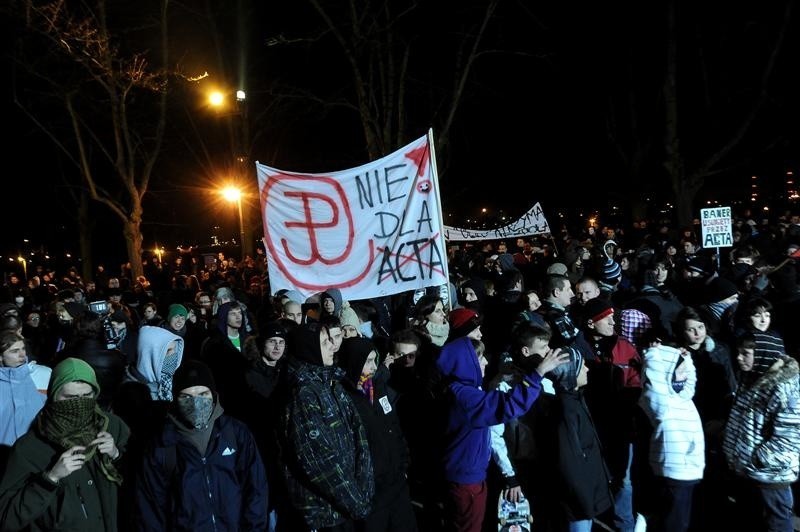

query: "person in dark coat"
xmin=337 ymin=337 xmax=417 ymax=532
xmin=277 ymin=322 xmax=374 ymax=531
xmin=243 ymin=320 xmax=289 ymax=530
xmin=200 ymin=301 xmax=250 ymax=421
xmin=0 ymin=358 xmax=129 ymax=532
xmin=135 ymin=359 xmax=268 ymax=531
xmin=540 ymin=348 xmax=613 ymax=531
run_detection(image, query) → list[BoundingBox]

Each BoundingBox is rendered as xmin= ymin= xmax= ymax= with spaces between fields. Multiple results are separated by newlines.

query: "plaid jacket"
xmin=279 ymin=358 xmax=374 ymax=528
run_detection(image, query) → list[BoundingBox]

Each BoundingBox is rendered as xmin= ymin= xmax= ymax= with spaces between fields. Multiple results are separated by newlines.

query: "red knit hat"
xmin=448 ymin=308 xmax=482 ymax=339
xmin=583 ymin=298 xmax=614 ymax=324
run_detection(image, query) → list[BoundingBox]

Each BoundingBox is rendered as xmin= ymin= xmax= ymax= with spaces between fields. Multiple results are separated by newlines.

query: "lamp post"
xmin=17 ymin=257 xmax=27 ymax=280
xmin=222 ymin=186 xmax=245 ymax=256
xmin=209 ymin=88 xmax=253 ymax=258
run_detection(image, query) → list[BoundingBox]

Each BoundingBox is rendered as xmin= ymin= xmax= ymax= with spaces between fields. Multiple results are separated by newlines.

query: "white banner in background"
xmin=700 ymin=206 xmax=733 ymax=248
xmin=256 ymin=134 xmax=448 ymax=301
xmin=443 ymin=202 xmax=550 ymax=241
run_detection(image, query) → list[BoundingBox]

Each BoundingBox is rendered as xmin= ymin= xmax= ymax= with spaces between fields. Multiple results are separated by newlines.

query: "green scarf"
xmin=37 ymin=397 xmax=123 ymax=485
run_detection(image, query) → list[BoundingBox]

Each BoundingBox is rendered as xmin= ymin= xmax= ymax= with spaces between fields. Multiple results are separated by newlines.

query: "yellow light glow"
xmin=222 ymin=187 xmax=241 ymax=202
xmin=208 ymin=91 xmax=225 ymax=107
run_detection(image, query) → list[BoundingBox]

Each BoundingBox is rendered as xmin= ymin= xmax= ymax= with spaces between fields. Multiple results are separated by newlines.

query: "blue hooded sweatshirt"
xmin=436 ymin=337 xmax=545 ymax=484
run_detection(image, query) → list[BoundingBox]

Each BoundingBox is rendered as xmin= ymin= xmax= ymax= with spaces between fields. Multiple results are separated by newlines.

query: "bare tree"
xmin=664 ymin=0 xmax=792 ymax=225
xmin=604 ymin=2 xmax=793 ymax=226
xmin=13 ymin=0 xmax=170 ymax=278
xmin=293 ymin=0 xmax=501 ymax=170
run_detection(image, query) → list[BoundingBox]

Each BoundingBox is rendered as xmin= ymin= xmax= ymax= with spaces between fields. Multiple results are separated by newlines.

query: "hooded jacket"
xmin=337 ymin=338 xmax=410 ymax=511
xmin=639 ymin=345 xmax=705 ymax=481
xmin=123 ymin=326 xmax=184 ymax=401
xmin=684 ymin=336 xmax=737 ymax=424
xmin=0 ymin=362 xmax=129 ymax=532
xmin=320 ymin=288 xmax=343 ymax=317
xmin=278 ymin=324 xmax=374 ymax=528
xmin=0 ymin=363 xmax=46 ymax=446
xmin=723 ymin=352 xmax=800 ymax=486
xmin=435 ymin=337 xmax=544 ymax=484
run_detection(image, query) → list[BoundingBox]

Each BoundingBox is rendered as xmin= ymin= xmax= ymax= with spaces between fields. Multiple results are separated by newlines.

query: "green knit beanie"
xmin=167 ymin=303 xmax=189 ymax=321
xmin=48 ymin=358 xmax=100 ymax=399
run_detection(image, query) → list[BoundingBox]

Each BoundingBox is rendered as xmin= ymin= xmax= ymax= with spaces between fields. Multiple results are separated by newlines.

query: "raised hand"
xmin=535 ymin=347 xmax=571 ymax=376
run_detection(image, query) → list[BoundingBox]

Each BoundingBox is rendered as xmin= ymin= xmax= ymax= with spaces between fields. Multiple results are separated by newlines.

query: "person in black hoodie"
xmin=337 ymin=337 xmax=417 ymax=532
xmin=540 ymin=347 xmax=613 ymax=531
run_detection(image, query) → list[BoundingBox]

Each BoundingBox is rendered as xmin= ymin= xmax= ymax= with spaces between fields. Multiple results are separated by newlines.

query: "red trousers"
xmin=444 ymin=480 xmax=488 ymax=532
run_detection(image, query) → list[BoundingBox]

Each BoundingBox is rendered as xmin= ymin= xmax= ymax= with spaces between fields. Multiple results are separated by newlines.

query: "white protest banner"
xmin=443 ymin=202 xmax=550 ymax=241
xmin=700 ymin=206 xmax=733 ymax=248
xmin=256 ymin=131 xmax=448 ymax=301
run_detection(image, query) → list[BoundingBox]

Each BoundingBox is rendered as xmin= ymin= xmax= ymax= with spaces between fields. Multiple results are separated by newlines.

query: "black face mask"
xmin=463 ymin=301 xmax=482 ymax=312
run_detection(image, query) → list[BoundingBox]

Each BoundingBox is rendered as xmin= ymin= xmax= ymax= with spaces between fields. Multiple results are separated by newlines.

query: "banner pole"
xmin=427 ymin=128 xmax=452 ymax=304
xmin=549 ymin=233 xmax=560 ymax=258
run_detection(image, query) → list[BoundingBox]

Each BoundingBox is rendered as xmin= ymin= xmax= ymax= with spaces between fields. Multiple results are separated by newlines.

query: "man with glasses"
xmin=193 ymin=291 xmax=213 ymax=331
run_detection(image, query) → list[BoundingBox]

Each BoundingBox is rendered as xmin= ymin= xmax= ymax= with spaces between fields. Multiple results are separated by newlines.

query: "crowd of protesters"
xmin=0 ymin=208 xmax=800 ymax=531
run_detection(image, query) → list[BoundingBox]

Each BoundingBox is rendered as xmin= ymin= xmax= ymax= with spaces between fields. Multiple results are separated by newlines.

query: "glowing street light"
xmin=221 ymin=186 xmax=245 ymax=255
xmin=17 ymin=256 xmax=26 ymax=279
xmin=208 ymin=91 xmax=225 ymax=107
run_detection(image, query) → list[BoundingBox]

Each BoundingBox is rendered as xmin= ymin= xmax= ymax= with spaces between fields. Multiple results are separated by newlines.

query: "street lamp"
xmin=222 ymin=186 xmax=245 ymax=256
xmin=17 ymin=256 xmax=27 ymax=280
xmin=207 ymin=86 xmax=253 ymax=258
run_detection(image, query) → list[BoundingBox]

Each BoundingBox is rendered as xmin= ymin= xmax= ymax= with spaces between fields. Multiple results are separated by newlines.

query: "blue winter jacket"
xmin=136 ymin=412 xmax=268 ymax=531
xmin=436 ymin=337 xmax=544 ymax=484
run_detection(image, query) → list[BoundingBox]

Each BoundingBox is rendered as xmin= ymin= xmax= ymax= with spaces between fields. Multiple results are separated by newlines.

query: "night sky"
xmin=2 ymin=1 xmax=799 ymax=271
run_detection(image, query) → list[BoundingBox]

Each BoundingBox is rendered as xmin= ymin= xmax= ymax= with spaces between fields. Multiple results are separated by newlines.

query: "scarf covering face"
xmin=169 ymin=401 xmax=224 ymax=456
xmin=135 ymin=327 xmax=184 ymax=401
xmin=158 ymin=353 xmax=181 ymax=401
xmin=426 ymin=321 xmax=450 ymax=347
xmin=176 ymin=395 xmax=214 ymax=429
xmin=37 ymin=397 xmax=122 ymax=485
xmin=43 ymin=359 xmax=122 ymax=484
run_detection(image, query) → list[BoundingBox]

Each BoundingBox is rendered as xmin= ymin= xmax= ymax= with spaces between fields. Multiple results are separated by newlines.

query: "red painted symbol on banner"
xmin=282 ymin=191 xmax=346 ymax=265
xmin=405 ymin=143 xmax=430 ymax=178
xmin=262 ymin=173 xmax=375 ymax=291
